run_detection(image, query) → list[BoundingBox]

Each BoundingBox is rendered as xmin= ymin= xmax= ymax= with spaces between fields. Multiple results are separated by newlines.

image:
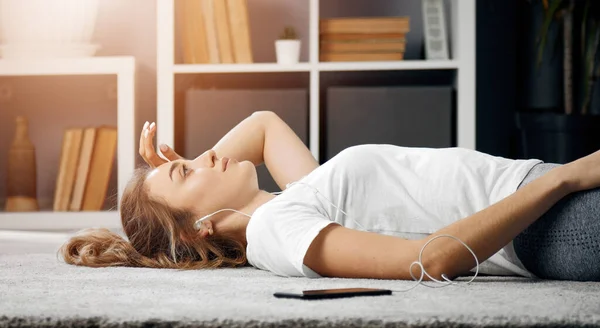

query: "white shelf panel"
xmin=0 ymin=211 xmax=121 ymax=231
xmin=0 ymin=56 xmax=135 ymax=76
xmin=171 ymin=60 xmax=459 ymax=74
xmin=173 ymin=62 xmax=312 ymax=74
xmin=318 ymin=60 xmax=459 ymax=71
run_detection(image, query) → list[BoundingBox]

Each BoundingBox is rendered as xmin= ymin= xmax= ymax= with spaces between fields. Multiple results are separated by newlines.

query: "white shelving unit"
xmin=157 ymin=0 xmax=475 ymax=162
xmin=0 ymin=56 xmax=136 ymax=231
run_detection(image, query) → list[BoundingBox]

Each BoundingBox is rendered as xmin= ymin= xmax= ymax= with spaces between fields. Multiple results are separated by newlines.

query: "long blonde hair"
xmin=59 ymin=166 xmax=247 ymax=270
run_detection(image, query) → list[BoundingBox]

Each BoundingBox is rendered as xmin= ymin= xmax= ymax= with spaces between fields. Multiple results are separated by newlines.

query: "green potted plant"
xmin=275 ymin=26 xmax=301 ymax=64
xmin=517 ymin=0 xmax=600 ymax=164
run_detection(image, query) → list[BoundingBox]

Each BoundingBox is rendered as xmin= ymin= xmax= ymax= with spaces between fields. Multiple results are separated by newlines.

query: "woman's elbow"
xmin=252 ymin=110 xmax=277 ymax=120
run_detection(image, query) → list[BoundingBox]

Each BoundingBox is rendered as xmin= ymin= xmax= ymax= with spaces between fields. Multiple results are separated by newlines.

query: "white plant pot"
xmin=0 ymin=0 xmax=100 ymax=58
xmin=275 ymin=40 xmax=301 ymax=64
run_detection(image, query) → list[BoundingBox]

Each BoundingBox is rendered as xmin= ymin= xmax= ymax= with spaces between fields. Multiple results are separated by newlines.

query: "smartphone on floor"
xmin=273 ymin=287 xmax=392 ymax=300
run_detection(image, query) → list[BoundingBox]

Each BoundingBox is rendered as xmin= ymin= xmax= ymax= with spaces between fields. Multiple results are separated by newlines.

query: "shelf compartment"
xmin=0 ymin=75 xmax=119 ymax=215
xmin=0 ymin=56 xmax=135 ymax=232
xmin=173 ymin=62 xmax=312 ymax=74
xmin=0 ymin=210 xmax=120 ymax=231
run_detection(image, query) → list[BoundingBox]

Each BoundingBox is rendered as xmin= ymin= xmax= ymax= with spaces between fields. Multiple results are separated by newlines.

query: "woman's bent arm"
xmin=420 ymin=167 xmax=571 ymax=280
xmin=212 ymin=111 xmax=318 ymax=189
xmin=145 ymin=111 xmax=317 ymax=188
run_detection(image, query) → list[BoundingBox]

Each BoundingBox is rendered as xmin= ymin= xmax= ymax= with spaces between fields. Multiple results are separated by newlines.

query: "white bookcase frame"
xmin=0 ymin=56 xmax=136 ymax=231
xmin=157 ymin=0 xmax=475 ymax=161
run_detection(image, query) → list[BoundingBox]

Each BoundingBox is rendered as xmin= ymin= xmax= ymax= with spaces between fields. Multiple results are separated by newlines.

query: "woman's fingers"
xmin=139 ymin=121 xmax=154 ymax=166
xmin=144 ymin=122 xmax=165 ymax=167
xmin=159 ymin=144 xmax=183 ymax=161
xmin=138 ymin=121 xmax=149 ymax=158
xmin=138 ymin=121 xmax=183 ymax=167
xmin=140 ymin=121 xmax=167 ymax=167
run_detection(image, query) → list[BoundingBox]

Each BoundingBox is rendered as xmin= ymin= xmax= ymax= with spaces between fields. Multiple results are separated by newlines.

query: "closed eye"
xmin=181 ymin=164 xmax=189 ymax=179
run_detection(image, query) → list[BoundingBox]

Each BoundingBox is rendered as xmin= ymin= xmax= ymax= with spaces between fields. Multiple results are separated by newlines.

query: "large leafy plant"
xmin=534 ymin=0 xmax=600 ymax=115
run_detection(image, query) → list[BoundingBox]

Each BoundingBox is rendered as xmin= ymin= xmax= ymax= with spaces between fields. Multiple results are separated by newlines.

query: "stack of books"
xmin=178 ymin=0 xmax=253 ymax=64
xmin=319 ymin=16 xmax=410 ymax=62
xmin=53 ymin=126 xmax=117 ymax=212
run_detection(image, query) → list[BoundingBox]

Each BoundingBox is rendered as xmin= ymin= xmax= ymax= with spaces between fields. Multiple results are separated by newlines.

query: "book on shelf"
xmin=179 ymin=0 xmax=208 ymax=64
xmin=319 ymin=16 xmax=410 ymax=62
xmin=202 ymin=0 xmax=220 ymax=64
xmin=178 ymin=0 xmax=252 ymax=64
xmin=53 ymin=128 xmax=83 ymax=211
xmin=320 ymin=40 xmax=406 ymax=53
xmin=320 ymin=33 xmax=406 ymax=42
xmin=52 ymin=125 xmax=117 ymax=212
xmin=320 ymin=52 xmax=405 ymax=62
xmin=69 ymin=127 xmax=96 ymax=211
xmin=319 ymin=16 xmax=410 ymax=34
xmin=213 ymin=0 xmax=234 ymax=63
xmin=81 ymin=126 xmax=117 ymax=211
xmin=226 ymin=0 xmax=253 ymax=63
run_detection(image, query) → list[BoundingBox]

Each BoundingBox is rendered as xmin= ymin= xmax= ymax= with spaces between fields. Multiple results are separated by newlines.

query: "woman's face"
xmin=144 ymin=149 xmax=258 ymax=215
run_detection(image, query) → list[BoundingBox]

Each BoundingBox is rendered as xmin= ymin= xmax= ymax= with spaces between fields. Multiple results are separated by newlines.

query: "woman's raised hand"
xmin=139 ymin=121 xmax=183 ymax=168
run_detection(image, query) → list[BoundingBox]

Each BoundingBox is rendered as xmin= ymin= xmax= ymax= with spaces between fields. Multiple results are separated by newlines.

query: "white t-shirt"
xmin=246 ymin=144 xmax=542 ymax=279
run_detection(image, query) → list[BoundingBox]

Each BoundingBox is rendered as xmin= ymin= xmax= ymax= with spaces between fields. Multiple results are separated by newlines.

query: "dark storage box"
xmin=184 ymin=89 xmax=308 ymax=192
xmin=325 ymin=86 xmax=453 ymax=160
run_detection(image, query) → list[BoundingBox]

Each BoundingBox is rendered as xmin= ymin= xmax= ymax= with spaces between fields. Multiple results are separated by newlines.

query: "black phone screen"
xmin=273 ymin=287 xmax=392 ymax=300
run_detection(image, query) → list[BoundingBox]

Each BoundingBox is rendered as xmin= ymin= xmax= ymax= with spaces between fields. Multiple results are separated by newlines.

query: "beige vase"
xmin=5 ymin=116 xmax=39 ymax=212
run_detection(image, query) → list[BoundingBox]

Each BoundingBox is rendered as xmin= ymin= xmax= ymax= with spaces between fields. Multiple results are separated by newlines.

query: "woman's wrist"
xmin=548 ymin=165 xmax=578 ymax=195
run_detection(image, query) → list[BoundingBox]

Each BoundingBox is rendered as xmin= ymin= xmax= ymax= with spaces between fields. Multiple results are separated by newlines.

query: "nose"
xmin=190 ymin=149 xmax=217 ymax=170
xmin=199 ymin=149 xmax=216 ymax=168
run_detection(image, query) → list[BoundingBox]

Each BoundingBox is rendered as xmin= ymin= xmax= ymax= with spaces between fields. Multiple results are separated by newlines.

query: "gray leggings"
xmin=513 ymin=163 xmax=600 ymax=281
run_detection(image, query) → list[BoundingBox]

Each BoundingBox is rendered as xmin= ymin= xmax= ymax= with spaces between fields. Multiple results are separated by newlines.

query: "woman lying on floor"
xmin=60 ymin=111 xmax=600 ymax=282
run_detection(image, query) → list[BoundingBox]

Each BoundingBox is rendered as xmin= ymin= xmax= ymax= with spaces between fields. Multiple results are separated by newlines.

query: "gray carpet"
xmin=1 ymin=253 xmax=600 ymax=328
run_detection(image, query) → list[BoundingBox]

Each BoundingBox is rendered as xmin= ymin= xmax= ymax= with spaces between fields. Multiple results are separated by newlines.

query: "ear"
xmin=201 ymin=220 xmax=213 ymax=234
xmin=191 ymin=220 xmax=213 ymax=239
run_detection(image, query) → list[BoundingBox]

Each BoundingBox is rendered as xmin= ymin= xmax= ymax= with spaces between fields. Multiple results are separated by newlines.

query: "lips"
xmin=222 ymin=157 xmax=229 ymax=171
